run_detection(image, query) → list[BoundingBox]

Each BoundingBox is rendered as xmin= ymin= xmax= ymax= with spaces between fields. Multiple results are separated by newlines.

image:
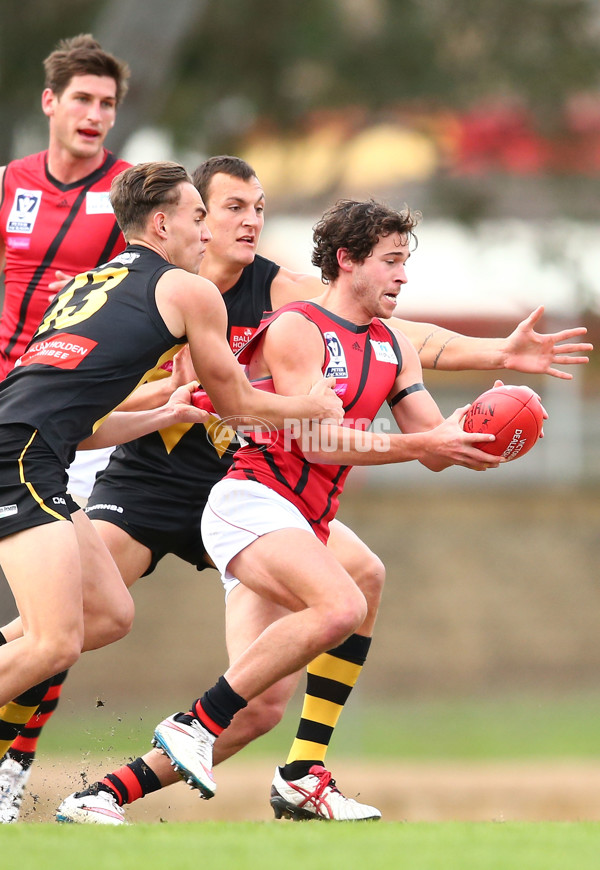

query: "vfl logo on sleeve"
xmin=369 ymin=340 xmax=398 ymax=364
xmin=6 ymin=189 xmax=42 ymax=234
xmin=16 ymin=333 xmax=97 ymax=369
xmin=230 ymin=326 xmax=256 ymax=353
xmin=324 ymin=332 xmax=348 ymax=378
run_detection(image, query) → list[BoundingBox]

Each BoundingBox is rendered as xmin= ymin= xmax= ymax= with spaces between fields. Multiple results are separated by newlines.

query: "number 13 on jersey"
xmin=36 ymin=266 xmax=129 ymax=337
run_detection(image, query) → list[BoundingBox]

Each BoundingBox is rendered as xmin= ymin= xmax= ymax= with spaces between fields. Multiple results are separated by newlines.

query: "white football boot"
xmin=152 ymin=713 xmax=217 ymax=799
xmin=56 ymin=787 xmax=126 ymax=825
xmin=270 ymin=764 xmax=381 ymax=821
xmin=0 ymin=756 xmax=31 ymax=824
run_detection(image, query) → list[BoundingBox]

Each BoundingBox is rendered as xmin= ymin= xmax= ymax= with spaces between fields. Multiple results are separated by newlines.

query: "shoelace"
xmin=291 ymin=766 xmax=341 ymax=816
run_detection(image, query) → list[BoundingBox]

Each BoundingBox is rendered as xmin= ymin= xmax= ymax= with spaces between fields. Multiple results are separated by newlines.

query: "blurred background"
xmin=1 ymin=1 xmax=600 ymax=812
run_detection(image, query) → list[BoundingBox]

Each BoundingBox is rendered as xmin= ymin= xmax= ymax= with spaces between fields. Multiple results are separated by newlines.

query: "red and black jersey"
xmin=228 ymin=300 xmax=403 ymax=542
xmin=0 ymin=149 xmax=130 ymax=378
xmin=0 ymin=245 xmax=185 ymax=467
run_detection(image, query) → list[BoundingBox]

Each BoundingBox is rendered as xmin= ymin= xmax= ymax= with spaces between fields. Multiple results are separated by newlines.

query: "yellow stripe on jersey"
xmin=90 ymin=343 xmax=186 ymax=437
xmin=159 ymin=415 xmax=237 ymax=457
xmin=204 ymin=418 xmax=237 ymax=459
xmin=18 ymin=430 xmax=65 ymax=521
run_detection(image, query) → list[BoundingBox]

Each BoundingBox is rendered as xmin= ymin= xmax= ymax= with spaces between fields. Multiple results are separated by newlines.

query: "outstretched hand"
xmin=503 ymin=306 xmax=592 ymax=380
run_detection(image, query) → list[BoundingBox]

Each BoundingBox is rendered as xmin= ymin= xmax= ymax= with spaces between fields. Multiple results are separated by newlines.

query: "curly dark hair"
xmin=312 ymin=199 xmax=419 ymax=283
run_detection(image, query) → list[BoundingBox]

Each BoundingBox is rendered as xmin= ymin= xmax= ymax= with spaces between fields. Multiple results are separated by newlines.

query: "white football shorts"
xmin=201 ymin=477 xmax=315 ymax=596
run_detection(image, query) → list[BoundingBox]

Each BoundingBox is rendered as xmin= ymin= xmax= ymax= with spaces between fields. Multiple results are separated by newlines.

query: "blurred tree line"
xmin=1 ymin=0 xmax=599 ymax=161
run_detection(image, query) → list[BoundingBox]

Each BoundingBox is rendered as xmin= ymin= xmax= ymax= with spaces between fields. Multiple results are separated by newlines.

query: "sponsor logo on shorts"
xmin=52 ymin=497 xmax=67 ymax=506
xmin=0 ymin=504 xmax=18 ymax=518
xmin=85 ymin=503 xmax=124 ymax=514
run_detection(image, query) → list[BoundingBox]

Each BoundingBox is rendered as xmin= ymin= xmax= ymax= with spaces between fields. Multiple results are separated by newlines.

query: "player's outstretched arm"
xmin=256 ymin=312 xmax=500 ymax=472
xmin=390 ymin=306 xmax=592 ymax=378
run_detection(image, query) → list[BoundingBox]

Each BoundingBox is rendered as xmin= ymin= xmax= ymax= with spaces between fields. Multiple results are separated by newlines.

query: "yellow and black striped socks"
xmin=8 ymin=671 xmax=68 ymax=769
xmin=280 ymin=633 xmax=371 ymax=780
xmin=0 ymin=629 xmax=68 ymax=763
xmin=0 ymin=630 xmax=48 ymax=758
xmin=0 ymin=681 xmax=51 ymax=760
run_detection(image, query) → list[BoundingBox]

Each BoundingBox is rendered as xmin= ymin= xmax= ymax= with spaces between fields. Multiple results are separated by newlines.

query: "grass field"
xmin=5 ymin=821 xmax=600 ymax=870
xmin=8 ymin=694 xmax=600 ymax=868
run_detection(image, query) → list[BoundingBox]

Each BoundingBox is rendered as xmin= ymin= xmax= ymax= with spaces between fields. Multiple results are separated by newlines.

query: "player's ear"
xmin=337 ymin=248 xmax=353 ymax=273
xmin=153 ymin=211 xmax=168 ymax=238
xmin=41 ymin=88 xmax=56 ymax=118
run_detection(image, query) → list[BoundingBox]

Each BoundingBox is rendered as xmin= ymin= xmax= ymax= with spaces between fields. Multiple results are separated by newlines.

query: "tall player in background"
xmin=0 ymin=34 xmax=131 ymax=819
xmin=53 ymin=157 xmax=592 ymax=825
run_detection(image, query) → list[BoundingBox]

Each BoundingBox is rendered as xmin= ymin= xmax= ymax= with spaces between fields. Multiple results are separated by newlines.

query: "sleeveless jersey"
xmin=0 ymin=245 xmax=185 ymax=466
xmin=91 ymin=254 xmax=280 ymax=502
xmin=228 ymin=301 xmax=403 ymax=542
xmin=0 ymin=149 xmax=130 ymax=378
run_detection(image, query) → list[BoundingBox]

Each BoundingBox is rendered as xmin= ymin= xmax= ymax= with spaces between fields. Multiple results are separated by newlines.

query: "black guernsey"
xmin=0 ymin=245 xmax=185 ymax=466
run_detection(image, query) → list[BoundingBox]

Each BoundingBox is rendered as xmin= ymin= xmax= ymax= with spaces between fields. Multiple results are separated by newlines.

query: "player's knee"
xmin=109 ymin=592 xmax=135 ymax=640
xmin=83 ymin=593 xmax=134 ymax=649
xmin=355 ymin=552 xmax=386 ymax=611
xmin=38 ymin=632 xmax=83 ymax=674
xmin=323 ymin=589 xmax=368 ymax=647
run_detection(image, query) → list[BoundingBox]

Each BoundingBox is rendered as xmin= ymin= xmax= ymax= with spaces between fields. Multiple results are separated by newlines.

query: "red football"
xmin=463 ymin=385 xmax=545 ymax=461
xmin=191 ymin=388 xmax=216 ymax=414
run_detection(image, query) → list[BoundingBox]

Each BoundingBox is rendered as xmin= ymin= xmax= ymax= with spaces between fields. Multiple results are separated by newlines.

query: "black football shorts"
xmin=0 ymin=424 xmax=80 ymax=539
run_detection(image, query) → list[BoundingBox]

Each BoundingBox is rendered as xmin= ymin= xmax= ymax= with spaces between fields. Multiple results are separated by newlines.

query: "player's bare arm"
xmin=389 ymin=306 xmax=592 ymax=378
xmin=387 ymin=330 xmax=501 ymax=472
xmin=156 ymin=269 xmax=342 ymax=427
xmin=270 ymin=268 xmax=591 ymax=379
xmin=79 ymin=382 xmax=210 ymax=449
xmin=255 ymin=312 xmax=499 ymax=471
xmin=114 ymin=345 xmax=198 ymax=412
xmin=269 ymin=267 xmax=323 ymax=310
